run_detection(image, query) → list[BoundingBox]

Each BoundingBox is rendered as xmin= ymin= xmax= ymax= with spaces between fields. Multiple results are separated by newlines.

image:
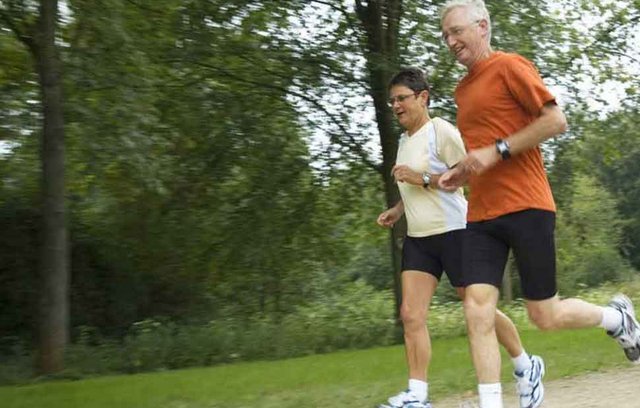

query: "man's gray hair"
xmin=440 ymin=0 xmax=492 ymax=42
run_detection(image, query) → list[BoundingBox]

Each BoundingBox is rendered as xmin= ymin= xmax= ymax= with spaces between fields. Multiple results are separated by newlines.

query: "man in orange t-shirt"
xmin=438 ymin=1 xmax=640 ymax=408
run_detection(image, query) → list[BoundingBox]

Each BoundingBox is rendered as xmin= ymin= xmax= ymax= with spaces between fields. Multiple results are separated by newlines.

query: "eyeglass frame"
xmin=441 ymin=19 xmax=481 ymax=44
xmin=386 ymin=90 xmax=427 ymax=107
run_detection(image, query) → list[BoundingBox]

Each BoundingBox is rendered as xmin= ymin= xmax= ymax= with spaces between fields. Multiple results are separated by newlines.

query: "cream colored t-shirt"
xmin=396 ymin=117 xmax=467 ymax=237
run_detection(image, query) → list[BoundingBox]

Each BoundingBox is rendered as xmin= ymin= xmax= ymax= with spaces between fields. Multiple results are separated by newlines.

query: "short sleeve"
xmin=435 ymin=118 xmax=467 ymax=168
xmin=503 ymin=55 xmax=556 ymax=117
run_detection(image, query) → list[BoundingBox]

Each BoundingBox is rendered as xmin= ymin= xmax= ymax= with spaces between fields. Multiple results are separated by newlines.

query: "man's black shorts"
xmin=463 ymin=209 xmax=557 ymax=300
xmin=402 ymin=229 xmax=466 ymax=288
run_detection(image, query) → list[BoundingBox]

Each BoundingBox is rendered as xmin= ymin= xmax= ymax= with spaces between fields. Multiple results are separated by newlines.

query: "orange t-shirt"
xmin=455 ymin=51 xmax=557 ymax=222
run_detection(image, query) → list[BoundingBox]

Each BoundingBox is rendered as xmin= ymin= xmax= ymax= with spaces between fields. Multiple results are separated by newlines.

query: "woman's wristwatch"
xmin=422 ymin=172 xmax=432 ymax=188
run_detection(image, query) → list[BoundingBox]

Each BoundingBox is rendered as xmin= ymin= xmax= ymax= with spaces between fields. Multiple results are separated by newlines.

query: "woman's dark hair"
xmin=388 ymin=67 xmax=431 ymax=106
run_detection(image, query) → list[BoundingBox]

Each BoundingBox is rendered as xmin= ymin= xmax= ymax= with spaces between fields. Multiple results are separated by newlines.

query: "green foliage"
xmin=555 ymin=174 xmax=634 ymax=293
xmin=0 ymin=320 xmax=635 ymax=407
xmin=550 ymin=106 xmax=640 ymax=271
xmin=1 ymin=0 xmax=639 ymax=380
xmin=1 ymin=0 xmax=394 ymax=338
xmin=1 ymin=280 xmax=396 ymax=382
xmin=4 ymin=281 xmax=638 ymax=386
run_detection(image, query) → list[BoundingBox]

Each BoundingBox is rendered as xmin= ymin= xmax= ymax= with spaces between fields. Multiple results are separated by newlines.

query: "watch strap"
xmin=496 ymin=139 xmax=511 ymax=160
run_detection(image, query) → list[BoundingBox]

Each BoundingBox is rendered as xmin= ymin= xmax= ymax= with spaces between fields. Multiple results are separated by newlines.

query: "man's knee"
xmin=463 ymin=291 xmax=498 ymax=333
xmin=400 ymin=303 xmax=426 ymax=331
xmin=528 ymin=302 xmax=560 ymax=331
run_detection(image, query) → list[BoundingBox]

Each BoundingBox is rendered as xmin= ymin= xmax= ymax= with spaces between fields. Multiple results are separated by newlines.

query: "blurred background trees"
xmin=0 ymin=0 xmax=638 ymax=377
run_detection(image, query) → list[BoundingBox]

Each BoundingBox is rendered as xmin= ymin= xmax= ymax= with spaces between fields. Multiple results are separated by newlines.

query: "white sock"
xmin=600 ymin=306 xmax=623 ymax=331
xmin=408 ymin=378 xmax=428 ymax=401
xmin=511 ymin=350 xmax=532 ymax=374
xmin=478 ymin=383 xmax=502 ymax=408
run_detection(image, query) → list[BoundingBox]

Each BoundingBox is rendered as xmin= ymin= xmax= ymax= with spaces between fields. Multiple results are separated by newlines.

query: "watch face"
xmin=422 ymin=173 xmax=431 ymax=184
xmin=496 ymin=139 xmax=511 ymax=159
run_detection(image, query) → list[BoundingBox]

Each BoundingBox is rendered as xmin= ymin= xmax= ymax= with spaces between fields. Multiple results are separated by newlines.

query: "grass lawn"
xmin=0 ymin=328 xmax=628 ymax=408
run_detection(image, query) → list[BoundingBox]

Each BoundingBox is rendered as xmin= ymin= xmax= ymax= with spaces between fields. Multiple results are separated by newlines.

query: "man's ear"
xmin=478 ymin=19 xmax=489 ymax=36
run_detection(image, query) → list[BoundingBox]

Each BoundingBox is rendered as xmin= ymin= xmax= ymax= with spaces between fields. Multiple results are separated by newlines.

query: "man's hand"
xmin=392 ymin=164 xmax=423 ymax=186
xmin=438 ymin=145 xmax=502 ymax=191
xmin=438 ymin=166 xmax=469 ymax=191
xmin=459 ymin=144 xmax=501 ymax=175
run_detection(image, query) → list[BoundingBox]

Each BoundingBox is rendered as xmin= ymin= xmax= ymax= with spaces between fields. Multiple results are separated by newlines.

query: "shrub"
xmin=3 ymin=279 xmax=640 ymax=384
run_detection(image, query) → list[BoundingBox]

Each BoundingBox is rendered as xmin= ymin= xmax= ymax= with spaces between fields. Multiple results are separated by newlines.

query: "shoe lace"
xmin=406 ymin=402 xmax=431 ymax=408
xmin=515 ymin=367 xmax=535 ymax=395
xmin=614 ymin=309 xmax=638 ymax=339
xmin=389 ymin=389 xmax=417 ymax=405
xmin=516 ymin=376 xmax=533 ymax=395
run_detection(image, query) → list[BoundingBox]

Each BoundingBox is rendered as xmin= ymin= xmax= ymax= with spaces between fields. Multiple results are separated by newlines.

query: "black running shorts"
xmin=401 ymin=229 xmax=466 ymax=288
xmin=463 ymin=209 xmax=557 ymax=300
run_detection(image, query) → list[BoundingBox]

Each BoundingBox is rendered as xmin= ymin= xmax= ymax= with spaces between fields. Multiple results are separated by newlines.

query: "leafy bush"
xmin=555 ymin=175 xmax=635 ymax=294
xmin=3 ymin=280 xmax=640 ymax=384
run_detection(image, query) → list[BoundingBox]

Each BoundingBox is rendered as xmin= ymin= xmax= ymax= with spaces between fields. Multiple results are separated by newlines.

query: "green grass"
xmin=0 ymin=328 xmax=629 ymax=408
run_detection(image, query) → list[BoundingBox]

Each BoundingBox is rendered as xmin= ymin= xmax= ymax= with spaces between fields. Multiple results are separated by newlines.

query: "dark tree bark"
xmin=0 ymin=0 xmax=69 ymax=374
xmin=355 ymin=0 xmax=405 ymax=326
xmin=502 ymin=253 xmax=514 ymax=304
xmin=1 ymin=0 xmax=70 ymax=374
xmin=35 ymin=0 xmax=68 ymax=375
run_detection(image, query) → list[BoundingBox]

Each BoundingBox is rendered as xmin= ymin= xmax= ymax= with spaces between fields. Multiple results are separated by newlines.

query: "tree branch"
xmin=0 ymin=6 xmax=37 ymax=52
xmin=558 ymin=8 xmax=640 ymax=75
xmin=232 ymin=48 xmax=367 ymax=88
xmin=187 ymin=59 xmax=381 ymax=172
xmin=309 ymin=0 xmax=359 ymax=33
xmin=122 ymin=0 xmax=166 ymax=15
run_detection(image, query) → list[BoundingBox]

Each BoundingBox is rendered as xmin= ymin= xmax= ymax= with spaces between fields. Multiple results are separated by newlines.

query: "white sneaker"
xmin=514 ymin=355 xmax=545 ymax=408
xmin=607 ymin=294 xmax=640 ymax=363
xmin=378 ymin=389 xmax=432 ymax=408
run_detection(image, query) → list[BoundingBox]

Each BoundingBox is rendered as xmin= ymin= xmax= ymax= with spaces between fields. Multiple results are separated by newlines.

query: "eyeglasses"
xmin=387 ymin=92 xmax=421 ymax=107
xmin=441 ymin=20 xmax=480 ymax=44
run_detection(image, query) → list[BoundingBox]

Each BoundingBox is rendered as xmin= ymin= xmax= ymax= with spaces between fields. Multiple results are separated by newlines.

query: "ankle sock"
xmin=408 ymin=378 xmax=428 ymax=401
xmin=478 ymin=382 xmax=502 ymax=408
xmin=511 ymin=351 xmax=532 ymax=374
xmin=601 ymin=306 xmax=623 ymax=332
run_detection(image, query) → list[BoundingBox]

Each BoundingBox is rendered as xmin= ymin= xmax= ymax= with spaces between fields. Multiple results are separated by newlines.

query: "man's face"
xmin=442 ymin=6 xmax=487 ymax=68
xmin=389 ymin=85 xmax=427 ymax=130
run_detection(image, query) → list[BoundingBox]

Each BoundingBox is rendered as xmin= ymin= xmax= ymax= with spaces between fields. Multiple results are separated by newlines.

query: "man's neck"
xmin=466 ymin=46 xmax=494 ymax=71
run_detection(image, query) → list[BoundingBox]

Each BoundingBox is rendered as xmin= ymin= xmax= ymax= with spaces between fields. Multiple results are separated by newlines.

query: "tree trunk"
xmin=34 ymin=0 xmax=69 ymax=375
xmin=355 ymin=0 xmax=405 ymax=328
xmin=502 ymin=253 xmax=514 ymax=304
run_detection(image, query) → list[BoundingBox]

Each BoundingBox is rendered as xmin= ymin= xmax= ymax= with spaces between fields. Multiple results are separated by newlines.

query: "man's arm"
xmin=503 ymin=103 xmax=567 ymax=156
xmin=438 ymin=103 xmax=567 ymax=191
xmin=464 ymin=102 xmax=567 ymax=173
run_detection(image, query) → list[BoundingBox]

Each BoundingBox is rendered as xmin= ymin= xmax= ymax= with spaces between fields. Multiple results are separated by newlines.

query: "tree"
xmin=1 ymin=0 xmax=637 ymax=365
xmin=158 ymin=0 xmax=634 ymax=319
xmin=555 ymin=174 xmax=633 ymax=293
xmin=551 ymin=106 xmax=640 ymax=270
xmin=1 ymin=0 xmax=68 ymax=374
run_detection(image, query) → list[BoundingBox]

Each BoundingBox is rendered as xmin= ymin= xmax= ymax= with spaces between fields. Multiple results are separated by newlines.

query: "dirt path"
xmin=435 ymin=366 xmax=640 ymax=407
